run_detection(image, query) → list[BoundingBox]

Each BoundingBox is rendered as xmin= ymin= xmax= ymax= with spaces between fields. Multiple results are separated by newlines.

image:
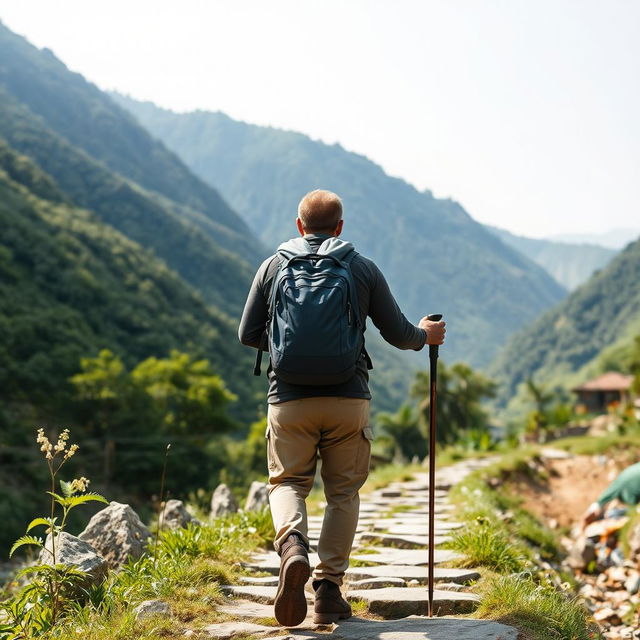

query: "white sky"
xmin=2 ymin=0 xmax=639 ymax=238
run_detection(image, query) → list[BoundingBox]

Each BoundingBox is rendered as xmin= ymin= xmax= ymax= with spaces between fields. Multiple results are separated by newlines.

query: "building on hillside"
xmin=572 ymin=372 xmax=634 ymax=414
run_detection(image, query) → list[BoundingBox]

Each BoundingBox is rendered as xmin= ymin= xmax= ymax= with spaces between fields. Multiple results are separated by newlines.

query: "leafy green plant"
xmin=1 ymin=429 xmax=107 ymax=637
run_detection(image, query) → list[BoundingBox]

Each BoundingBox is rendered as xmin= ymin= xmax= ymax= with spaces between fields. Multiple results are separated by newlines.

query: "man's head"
xmin=296 ymin=189 xmax=344 ymax=237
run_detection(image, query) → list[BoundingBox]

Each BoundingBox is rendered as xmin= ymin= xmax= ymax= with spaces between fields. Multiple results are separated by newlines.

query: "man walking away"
xmin=238 ymin=189 xmax=445 ymax=626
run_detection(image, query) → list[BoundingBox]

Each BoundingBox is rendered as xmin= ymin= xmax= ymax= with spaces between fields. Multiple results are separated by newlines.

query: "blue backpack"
xmin=254 ymin=237 xmax=371 ymax=385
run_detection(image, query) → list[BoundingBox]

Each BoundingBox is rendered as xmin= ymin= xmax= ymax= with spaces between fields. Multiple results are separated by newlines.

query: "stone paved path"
xmin=196 ymin=457 xmax=520 ymax=639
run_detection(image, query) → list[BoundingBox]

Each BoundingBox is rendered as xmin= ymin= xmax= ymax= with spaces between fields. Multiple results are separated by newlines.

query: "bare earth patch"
xmin=514 ymin=454 xmax=622 ymax=529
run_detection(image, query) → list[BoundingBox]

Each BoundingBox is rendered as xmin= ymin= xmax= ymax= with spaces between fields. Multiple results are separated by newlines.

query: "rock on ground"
xmin=345 ymin=564 xmax=480 ymax=585
xmin=79 ymin=501 xmax=151 ymax=569
xmin=346 ymin=586 xmax=479 ymax=618
xmin=38 ymin=531 xmax=107 ymax=587
xmin=160 ymin=499 xmax=201 ymax=530
xmin=566 ymin=536 xmax=596 ymax=570
xmin=334 ymin=616 xmax=519 ymax=639
xmin=200 ymin=621 xmax=280 ymax=638
xmin=133 ymin=599 xmax=171 ymax=620
xmin=210 ymin=483 xmax=238 ymax=518
xmin=245 ymin=481 xmax=269 ymax=511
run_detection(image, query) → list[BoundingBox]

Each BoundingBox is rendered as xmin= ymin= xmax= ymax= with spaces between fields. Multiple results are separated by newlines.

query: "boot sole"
xmin=274 ymin=554 xmax=310 ymax=626
xmin=313 ymin=610 xmax=353 ymax=624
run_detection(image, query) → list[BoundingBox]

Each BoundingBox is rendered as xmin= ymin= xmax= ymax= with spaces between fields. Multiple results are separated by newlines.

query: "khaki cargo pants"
xmin=266 ymin=397 xmax=372 ymax=586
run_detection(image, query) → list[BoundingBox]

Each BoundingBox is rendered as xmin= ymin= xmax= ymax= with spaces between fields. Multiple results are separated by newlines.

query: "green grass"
xmin=2 ymin=509 xmax=273 ymax=640
xmin=443 ymin=442 xmax=602 ymax=639
xmin=476 ymin=573 xmax=599 ymax=640
xmin=551 ymin=431 xmax=640 ymax=457
xmin=443 ymin=519 xmax=528 ymax=574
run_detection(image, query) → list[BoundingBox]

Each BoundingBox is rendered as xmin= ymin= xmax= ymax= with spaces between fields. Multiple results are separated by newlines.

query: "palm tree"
xmin=376 ymin=405 xmax=426 ymax=462
xmin=411 ymin=362 xmax=497 ymax=446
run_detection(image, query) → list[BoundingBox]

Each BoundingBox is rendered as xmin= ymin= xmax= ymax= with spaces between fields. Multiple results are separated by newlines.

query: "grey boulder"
xmin=79 ymin=501 xmax=151 ymax=569
xmin=245 ymin=481 xmax=269 ymax=511
xmin=39 ymin=531 xmax=107 ymax=586
xmin=565 ymin=537 xmax=596 ymax=570
xmin=133 ymin=599 xmax=171 ymax=620
xmin=210 ymin=483 xmax=238 ymax=519
xmin=161 ymin=499 xmax=201 ymax=530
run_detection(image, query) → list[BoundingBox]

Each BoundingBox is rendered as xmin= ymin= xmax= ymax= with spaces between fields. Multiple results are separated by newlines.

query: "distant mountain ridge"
xmin=112 ymin=94 xmax=567 ymax=367
xmin=487 ymin=226 xmax=616 ymax=290
xmin=549 ymin=228 xmax=640 ymax=250
xmin=489 ymin=236 xmax=640 ymax=407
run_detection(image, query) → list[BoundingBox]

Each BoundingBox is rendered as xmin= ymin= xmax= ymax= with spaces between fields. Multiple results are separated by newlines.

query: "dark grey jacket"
xmin=238 ymin=234 xmax=426 ymax=403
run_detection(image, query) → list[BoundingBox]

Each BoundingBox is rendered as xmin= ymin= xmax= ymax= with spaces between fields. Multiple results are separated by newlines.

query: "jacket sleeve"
xmin=368 ymin=263 xmax=426 ymax=350
xmin=238 ymin=257 xmax=273 ymax=350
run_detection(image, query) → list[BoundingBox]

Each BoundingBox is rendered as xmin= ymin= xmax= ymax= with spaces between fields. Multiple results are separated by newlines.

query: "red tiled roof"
xmin=572 ymin=371 xmax=634 ymax=392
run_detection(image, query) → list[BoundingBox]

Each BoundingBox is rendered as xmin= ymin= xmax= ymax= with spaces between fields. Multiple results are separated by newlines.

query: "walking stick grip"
xmin=427 ymin=314 xmax=442 ymax=358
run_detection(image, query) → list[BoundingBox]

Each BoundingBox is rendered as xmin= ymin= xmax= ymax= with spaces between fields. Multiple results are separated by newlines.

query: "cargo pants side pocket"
xmin=355 ymin=426 xmax=374 ymax=476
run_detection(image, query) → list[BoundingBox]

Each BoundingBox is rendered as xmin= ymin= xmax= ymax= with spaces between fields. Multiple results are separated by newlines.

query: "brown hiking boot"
xmin=313 ymin=578 xmax=352 ymax=624
xmin=273 ymin=532 xmax=310 ymax=626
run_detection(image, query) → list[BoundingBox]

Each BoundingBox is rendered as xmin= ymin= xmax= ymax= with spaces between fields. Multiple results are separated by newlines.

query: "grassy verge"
xmin=2 ymin=509 xmax=275 ymax=640
xmin=550 ymin=431 xmax=640 ymax=457
xmin=443 ymin=445 xmax=600 ymax=639
xmin=476 ymin=572 xmax=600 ymax=640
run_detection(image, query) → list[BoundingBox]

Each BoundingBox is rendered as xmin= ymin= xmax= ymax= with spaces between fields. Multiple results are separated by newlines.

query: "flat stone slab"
xmin=352 ymin=547 xmax=462 ymax=566
xmin=359 ymin=532 xmax=451 ymax=549
xmin=349 ymin=576 xmax=407 ymax=589
xmin=383 ymin=524 xmax=462 ymax=536
xmin=201 ymin=621 xmax=278 ymax=638
xmin=217 ymin=600 xmax=275 ymax=618
xmin=347 ymin=587 xmax=479 ymax=618
xmin=243 ymin=551 xmax=320 ymax=575
xmin=239 ymin=575 xmax=280 ymax=586
xmin=391 ymin=506 xmax=456 ymax=516
xmin=222 ymin=585 xmax=313 ymax=605
xmin=359 ymin=503 xmax=384 ymax=512
xmin=333 ymin=616 xmax=518 ymax=639
xmin=346 ymin=564 xmax=480 ymax=584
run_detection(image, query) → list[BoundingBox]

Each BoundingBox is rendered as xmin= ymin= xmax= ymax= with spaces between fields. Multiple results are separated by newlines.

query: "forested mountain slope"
xmin=0 ymin=88 xmax=254 ymax=315
xmin=0 ymin=23 xmax=415 ymax=415
xmin=0 ymin=21 xmax=252 ymax=243
xmin=489 ymin=237 xmax=640 ymax=404
xmin=113 ymin=95 xmax=567 ymax=367
xmin=0 ymin=140 xmax=261 ymax=421
xmin=487 ymin=226 xmax=617 ymax=290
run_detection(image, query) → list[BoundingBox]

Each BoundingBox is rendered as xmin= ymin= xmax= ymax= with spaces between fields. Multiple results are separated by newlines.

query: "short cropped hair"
xmin=297 ymin=190 xmax=343 ymax=233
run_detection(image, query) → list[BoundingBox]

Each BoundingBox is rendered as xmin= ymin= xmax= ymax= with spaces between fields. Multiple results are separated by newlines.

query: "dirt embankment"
xmin=507 ymin=448 xmax=640 ymax=638
xmin=513 ymin=452 xmax=623 ymax=530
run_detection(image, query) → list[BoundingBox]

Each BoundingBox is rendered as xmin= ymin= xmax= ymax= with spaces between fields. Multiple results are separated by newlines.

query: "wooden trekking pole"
xmin=426 ymin=313 xmax=442 ymax=618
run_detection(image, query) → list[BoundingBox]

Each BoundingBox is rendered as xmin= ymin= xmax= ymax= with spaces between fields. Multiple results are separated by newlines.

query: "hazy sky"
xmin=2 ymin=0 xmax=639 ymax=238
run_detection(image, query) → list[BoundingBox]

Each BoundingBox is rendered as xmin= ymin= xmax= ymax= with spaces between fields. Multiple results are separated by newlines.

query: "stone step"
xmin=197 ymin=621 xmax=279 ymax=638
xmin=208 ymin=614 xmax=518 ymax=640
xmin=345 ymin=564 xmax=480 ymax=584
xmin=347 ymin=586 xmax=479 ymax=617
xmin=351 ymin=547 xmax=463 ymax=566
xmin=221 ymin=585 xmax=312 ymax=605
xmin=349 ymin=576 xmax=407 ymax=589
xmin=332 ymin=616 xmax=518 ymax=639
xmin=380 ymin=523 xmax=463 ymax=535
xmin=358 ymin=531 xmax=452 ymax=549
xmin=242 ymin=551 xmax=319 ymax=575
